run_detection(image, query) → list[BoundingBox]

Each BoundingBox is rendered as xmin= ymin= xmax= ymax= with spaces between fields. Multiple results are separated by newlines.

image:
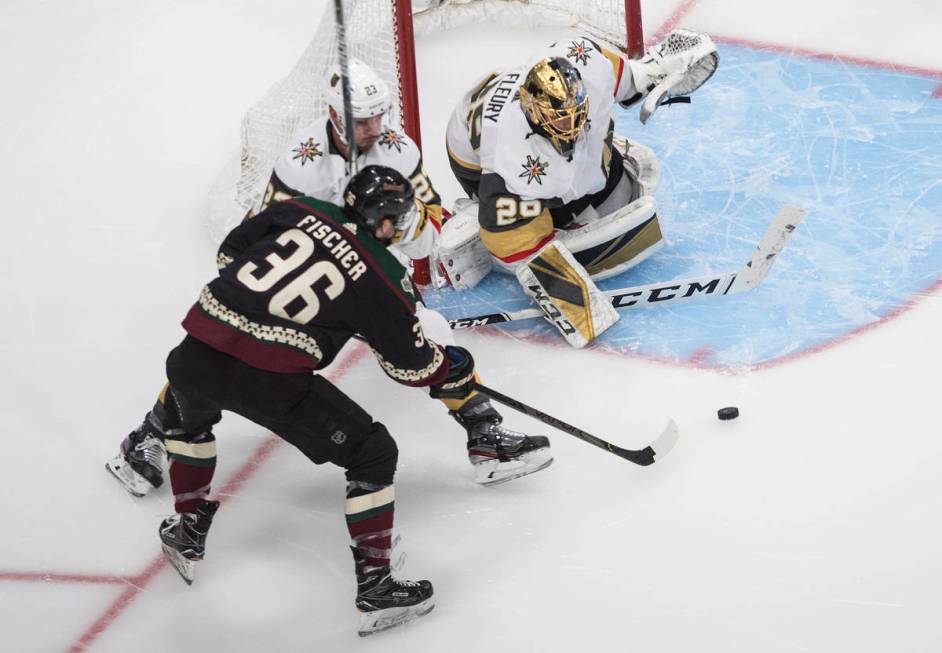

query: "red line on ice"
xmin=650 ymin=0 xmax=942 ymax=89
xmin=62 ymin=343 xmax=371 ymax=652
xmin=0 ymin=571 xmax=133 ymax=585
xmin=651 ymin=0 xmax=701 ymax=42
xmin=712 ymin=34 xmax=942 ymax=84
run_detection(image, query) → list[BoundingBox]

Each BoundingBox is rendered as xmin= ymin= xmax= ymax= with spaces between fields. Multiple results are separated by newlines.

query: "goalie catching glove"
xmin=625 ymin=29 xmax=719 ymax=124
xmin=429 ymin=346 xmax=477 ymax=400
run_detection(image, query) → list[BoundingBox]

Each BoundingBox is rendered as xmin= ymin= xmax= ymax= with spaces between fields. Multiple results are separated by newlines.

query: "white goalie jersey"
xmin=446 ymin=35 xmax=643 ymax=205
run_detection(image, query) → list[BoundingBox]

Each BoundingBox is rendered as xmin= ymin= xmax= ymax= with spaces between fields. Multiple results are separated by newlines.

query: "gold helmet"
xmin=518 ymin=57 xmax=589 ymax=155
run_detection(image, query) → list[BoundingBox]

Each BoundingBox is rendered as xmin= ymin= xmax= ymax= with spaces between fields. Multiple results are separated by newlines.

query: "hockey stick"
xmin=448 ymin=205 xmax=805 ymax=329
xmin=474 ymin=382 xmax=679 ymax=466
xmin=333 ymin=0 xmax=358 ymax=177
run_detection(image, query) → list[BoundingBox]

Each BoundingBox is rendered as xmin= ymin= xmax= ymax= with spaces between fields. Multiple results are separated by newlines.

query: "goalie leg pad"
xmin=559 ymin=195 xmax=664 ymax=282
xmin=515 ymin=240 xmax=619 ymax=348
xmin=436 ymin=199 xmax=493 ymax=290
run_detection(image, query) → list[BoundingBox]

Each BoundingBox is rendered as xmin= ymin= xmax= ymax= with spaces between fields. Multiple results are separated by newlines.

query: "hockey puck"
xmin=717 ymin=406 xmax=739 ymax=421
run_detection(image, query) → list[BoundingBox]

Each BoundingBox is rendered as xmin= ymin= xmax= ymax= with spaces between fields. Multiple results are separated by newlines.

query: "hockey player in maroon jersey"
xmin=108 ymin=61 xmax=551 ymax=499
xmin=110 ymin=167 xmax=549 ymax=635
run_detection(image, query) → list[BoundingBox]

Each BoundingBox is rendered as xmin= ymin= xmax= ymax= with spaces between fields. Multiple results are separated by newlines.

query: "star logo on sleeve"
xmin=379 ymin=129 xmax=407 ymax=153
xmin=518 ymin=154 xmax=549 ymax=185
xmin=567 ymin=40 xmax=593 ymax=65
xmin=291 ymin=137 xmax=323 ymax=166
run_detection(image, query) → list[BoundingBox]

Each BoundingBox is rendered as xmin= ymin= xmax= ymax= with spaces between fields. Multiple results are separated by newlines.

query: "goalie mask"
xmin=324 ymin=59 xmax=393 ymax=144
xmin=518 ymin=57 xmax=589 ymax=156
xmin=343 ymin=165 xmax=417 ymax=245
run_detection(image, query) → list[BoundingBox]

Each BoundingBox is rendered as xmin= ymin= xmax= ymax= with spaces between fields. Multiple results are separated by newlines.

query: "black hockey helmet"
xmin=343 ymin=165 xmax=416 ymax=242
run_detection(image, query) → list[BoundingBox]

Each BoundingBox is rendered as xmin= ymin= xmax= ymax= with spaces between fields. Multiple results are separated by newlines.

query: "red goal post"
xmin=213 ymin=0 xmax=645 ymax=284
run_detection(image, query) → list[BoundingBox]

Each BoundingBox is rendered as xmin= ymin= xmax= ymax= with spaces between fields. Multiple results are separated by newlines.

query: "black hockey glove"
xmin=429 ymin=346 xmax=476 ymax=400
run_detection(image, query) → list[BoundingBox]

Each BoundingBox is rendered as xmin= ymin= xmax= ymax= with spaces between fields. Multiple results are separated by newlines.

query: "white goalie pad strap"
xmin=515 ymin=240 xmax=619 ymax=348
xmin=436 ymin=199 xmax=493 ymax=290
xmin=613 ymin=134 xmax=661 ymax=197
xmin=558 ymin=195 xmax=664 ymax=282
xmin=629 ymin=29 xmax=719 ymax=124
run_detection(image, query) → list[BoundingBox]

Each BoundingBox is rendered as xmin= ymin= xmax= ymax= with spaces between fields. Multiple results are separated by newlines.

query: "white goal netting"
xmin=207 ymin=0 xmax=634 ymax=242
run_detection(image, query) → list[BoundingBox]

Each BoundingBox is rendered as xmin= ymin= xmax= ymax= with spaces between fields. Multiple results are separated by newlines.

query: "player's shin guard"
xmin=346 ymin=482 xmax=435 ymax=636
xmin=515 ymin=240 xmax=619 ymax=347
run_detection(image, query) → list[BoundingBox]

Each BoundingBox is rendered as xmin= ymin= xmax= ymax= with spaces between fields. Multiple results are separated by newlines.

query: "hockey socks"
xmin=345 ymin=482 xmax=395 ymax=568
xmin=165 ymin=431 xmax=217 ymax=514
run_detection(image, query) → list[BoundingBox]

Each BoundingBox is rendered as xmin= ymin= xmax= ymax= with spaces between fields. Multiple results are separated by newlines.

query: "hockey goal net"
xmin=209 ymin=0 xmax=644 ymax=283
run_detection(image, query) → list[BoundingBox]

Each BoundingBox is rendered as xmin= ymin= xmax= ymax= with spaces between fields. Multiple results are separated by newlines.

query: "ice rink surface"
xmin=1 ymin=1 xmax=941 ymax=651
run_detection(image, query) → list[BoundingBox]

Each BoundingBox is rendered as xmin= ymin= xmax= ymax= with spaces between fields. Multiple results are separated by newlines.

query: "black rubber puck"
xmin=717 ymin=406 xmax=739 ymax=420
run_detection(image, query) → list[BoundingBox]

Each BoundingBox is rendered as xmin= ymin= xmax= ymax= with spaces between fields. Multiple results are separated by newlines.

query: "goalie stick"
xmin=448 ymin=205 xmax=805 ymax=329
xmin=474 ymin=382 xmax=679 ymax=466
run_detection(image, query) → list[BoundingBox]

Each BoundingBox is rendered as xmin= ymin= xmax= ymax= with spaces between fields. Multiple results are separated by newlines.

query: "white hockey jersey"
xmin=262 ymin=118 xmax=443 ymax=260
xmin=446 ymin=35 xmax=643 ymax=205
xmin=269 ymin=118 xmax=424 ymax=208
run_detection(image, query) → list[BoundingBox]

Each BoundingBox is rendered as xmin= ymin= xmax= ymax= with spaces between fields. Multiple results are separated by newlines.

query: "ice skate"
xmin=105 ymin=428 xmax=166 ymax=497
xmin=465 ymin=418 xmax=553 ymax=485
xmin=352 ymin=547 xmax=434 ymax=636
xmin=159 ymin=499 xmax=219 ymax=585
xmin=452 ymin=396 xmax=553 ymax=485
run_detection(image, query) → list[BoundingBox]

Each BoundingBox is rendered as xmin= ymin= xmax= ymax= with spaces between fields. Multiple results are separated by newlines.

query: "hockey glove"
xmin=429 ymin=345 xmax=477 ymax=400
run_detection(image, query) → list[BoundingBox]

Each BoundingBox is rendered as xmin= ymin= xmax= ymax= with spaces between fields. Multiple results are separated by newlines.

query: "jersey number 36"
xmin=236 ymin=229 xmax=345 ymax=324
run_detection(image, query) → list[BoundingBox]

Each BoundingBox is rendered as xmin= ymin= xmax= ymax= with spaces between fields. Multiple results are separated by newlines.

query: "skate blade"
xmin=475 ymin=449 xmax=554 ymax=486
xmin=161 ymin=543 xmax=196 ymax=585
xmin=357 ymin=598 xmax=435 ymax=637
xmin=105 ymin=459 xmax=152 ymax=497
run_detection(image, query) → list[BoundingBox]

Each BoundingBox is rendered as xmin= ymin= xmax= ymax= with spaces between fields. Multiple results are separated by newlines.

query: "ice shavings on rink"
xmin=423 ymin=44 xmax=942 ymax=368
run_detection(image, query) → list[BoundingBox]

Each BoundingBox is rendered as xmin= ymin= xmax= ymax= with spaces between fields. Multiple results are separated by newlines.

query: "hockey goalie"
xmin=437 ymin=29 xmax=719 ymax=347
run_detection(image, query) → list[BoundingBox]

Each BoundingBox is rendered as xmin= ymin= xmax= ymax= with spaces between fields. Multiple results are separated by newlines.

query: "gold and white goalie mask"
xmin=518 ymin=57 xmax=589 ymax=156
xmin=446 ymin=35 xmax=644 ymax=207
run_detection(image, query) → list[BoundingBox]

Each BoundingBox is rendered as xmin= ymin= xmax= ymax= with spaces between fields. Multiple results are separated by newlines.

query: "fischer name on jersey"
xmin=184 ymin=196 xmax=447 ymax=386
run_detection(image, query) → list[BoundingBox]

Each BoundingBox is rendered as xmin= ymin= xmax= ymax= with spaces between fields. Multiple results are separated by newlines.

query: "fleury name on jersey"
xmin=438 ymin=29 xmax=718 ymax=347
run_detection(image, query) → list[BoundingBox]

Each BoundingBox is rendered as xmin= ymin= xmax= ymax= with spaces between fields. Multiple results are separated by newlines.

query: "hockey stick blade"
xmin=474 ymin=383 xmax=679 ymax=467
xmin=448 ymin=205 xmax=805 ymax=329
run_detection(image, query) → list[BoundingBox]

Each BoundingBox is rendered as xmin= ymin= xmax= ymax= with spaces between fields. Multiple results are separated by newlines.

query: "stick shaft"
xmin=448 ymin=205 xmax=805 ymax=329
xmin=473 ymin=383 xmax=656 ymax=465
